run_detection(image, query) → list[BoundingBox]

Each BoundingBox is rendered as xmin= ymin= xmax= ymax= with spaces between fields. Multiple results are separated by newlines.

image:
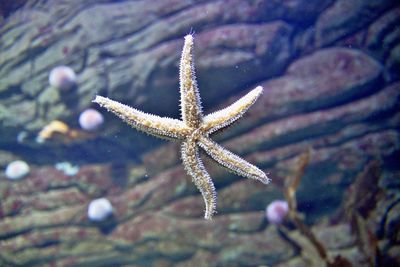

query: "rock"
xmin=262 ymin=0 xmax=334 ymax=24
xmin=315 ymin=0 xmax=395 ymax=46
xmin=0 ymin=0 xmax=399 ymax=266
xmin=338 ymin=7 xmax=400 ymax=81
xmin=226 ymin=82 xmax=399 ymax=156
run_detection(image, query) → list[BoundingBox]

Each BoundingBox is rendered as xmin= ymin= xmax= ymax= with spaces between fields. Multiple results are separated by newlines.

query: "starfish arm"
xmin=202 ymin=86 xmax=263 ymax=134
xmin=181 ymin=137 xmax=217 ymax=220
xmin=180 ymin=34 xmax=203 ymax=128
xmin=198 ymin=136 xmax=270 ymax=184
xmin=93 ymin=95 xmax=190 ymax=139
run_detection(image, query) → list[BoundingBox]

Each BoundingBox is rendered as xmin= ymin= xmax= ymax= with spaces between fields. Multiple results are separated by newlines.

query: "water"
xmin=0 ymin=1 xmax=399 ymax=266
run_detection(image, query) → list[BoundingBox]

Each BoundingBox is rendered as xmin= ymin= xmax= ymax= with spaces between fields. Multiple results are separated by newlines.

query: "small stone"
xmin=266 ymin=200 xmax=289 ymax=224
xmin=87 ymin=198 xmax=113 ymax=222
xmin=5 ymin=160 xmax=30 ymax=180
xmin=49 ymin=66 xmax=77 ymax=90
xmin=79 ymin=109 xmax=104 ymax=131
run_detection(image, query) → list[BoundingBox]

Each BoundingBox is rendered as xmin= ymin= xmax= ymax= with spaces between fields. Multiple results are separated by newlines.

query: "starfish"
xmin=93 ymin=34 xmax=270 ymax=220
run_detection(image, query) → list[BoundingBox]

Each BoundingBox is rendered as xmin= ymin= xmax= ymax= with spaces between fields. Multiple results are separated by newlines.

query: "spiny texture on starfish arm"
xmin=94 ymin=95 xmax=191 ymax=139
xmin=93 ymin=34 xmax=270 ymax=220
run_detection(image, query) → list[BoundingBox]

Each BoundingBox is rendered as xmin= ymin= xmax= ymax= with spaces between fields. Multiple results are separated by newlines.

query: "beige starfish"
xmin=93 ymin=34 xmax=270 ymax=220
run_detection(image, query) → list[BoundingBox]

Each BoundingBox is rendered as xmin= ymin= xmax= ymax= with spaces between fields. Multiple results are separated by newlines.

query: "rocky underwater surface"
xmin=0 ymin=0 xmax=399 ymax=266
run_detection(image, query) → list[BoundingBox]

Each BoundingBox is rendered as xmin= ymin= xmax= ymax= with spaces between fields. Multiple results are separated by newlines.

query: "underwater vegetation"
xmin=276 ymin=153 xmax=395 ymax=267
xmin=0 ymin=0 xmax=399 ymax=266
